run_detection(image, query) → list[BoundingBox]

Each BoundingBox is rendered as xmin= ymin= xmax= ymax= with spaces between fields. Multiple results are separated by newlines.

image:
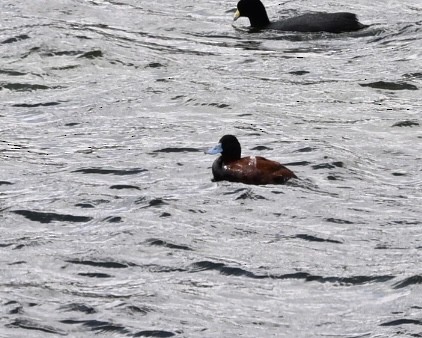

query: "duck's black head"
xmin=235 ymin=0 xmax=270 ymax=28
xmin=207 ymin=134 xmax=241 ymax=162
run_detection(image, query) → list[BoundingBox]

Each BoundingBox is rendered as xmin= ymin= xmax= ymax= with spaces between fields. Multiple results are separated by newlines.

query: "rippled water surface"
xmin=1 ymin=0 xmax=422 ymax=337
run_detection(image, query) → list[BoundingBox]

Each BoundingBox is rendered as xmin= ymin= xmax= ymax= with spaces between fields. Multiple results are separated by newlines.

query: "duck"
xmin=234 ymin=0 xmax=368 ymax=33
xmin=206 ymin=135 xmax=297 ymax=185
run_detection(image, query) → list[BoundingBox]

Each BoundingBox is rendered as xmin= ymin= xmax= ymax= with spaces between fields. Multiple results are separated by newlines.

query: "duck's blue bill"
xmin=206 ymin=143 xmax=223 ymax=155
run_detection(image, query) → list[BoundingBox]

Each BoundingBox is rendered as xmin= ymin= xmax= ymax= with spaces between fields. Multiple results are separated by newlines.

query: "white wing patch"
xmin=248 ymin=156 xmax=257 ymax=167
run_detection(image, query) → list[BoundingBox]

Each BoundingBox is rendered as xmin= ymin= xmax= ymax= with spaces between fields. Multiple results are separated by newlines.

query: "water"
xmin=1 ymin=0 xmax=421 ymax=337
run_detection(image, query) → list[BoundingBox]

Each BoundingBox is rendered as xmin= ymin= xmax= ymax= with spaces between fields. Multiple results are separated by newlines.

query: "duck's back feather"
xmin=212 ymin=156 xmax=297 ymax=185
xmin=269 ymin=12 xmax=367 ymax=33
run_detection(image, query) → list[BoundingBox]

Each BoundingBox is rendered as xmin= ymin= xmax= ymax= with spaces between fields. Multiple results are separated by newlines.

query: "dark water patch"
xmin=295 ymin=147 xmax=314 ymax=153
xmin=156 ymin=78 xmax=171 ymax=83
xmin=235 ymin=191 xmax=267 ymax=200
xmin=12 ymin=101 xmax=61 ymax=107
xmin=133 ymin=330 xmax=176 ymax=337
xmin=202 ymin=102 xmax=230 ymax=109
xmin=392 ymin=120 xmax=419 ymax=127
xmin=8 ymin=305 xmax=23 ymax=314
xmin=286 ymin=161 xmax=311 ymax=166
xmin=12 ymin=210 xmax=92 ymax=224
xmin=307 ymin=273 xmax=391 ymax=285
xmin=152 ymin=147 xmax=200 ymax=153
xmin=141 ymin=42 xmax=217 ymax=56
xmin=5 ymin=301 xmax=23 ymax=314
xmin=375 ymin=244 xmax=389 ymax=249
xmin=251 ymin=145 xmax=272 ymax=151
xmin=189 ymin=261 xmax=393 ymax=284
xmin=360 ymin=81 xmax=418 ymax=91
xmin=393 ymin=275 xmax=422 ymax=289
xmin=312 ymin=161 xmax=344 ymax=170
xmin=146 ymin=238 xmax=193 ymax=251
xmin=189 ymin=261 xmax=262 ymax=278
xmin=325 ymin=217 xmax=354 ymax=224
xmin=220 ymin=266 xmax=259 ymax=278
xmin=1 ymin=34 xmax=30 ymax=44
xmin=234 ymin=39 xmax=263 ymax=50
xmin=289 ymin=70 xmax=310 ymax=76
xmin=223 ymin=188 xmax=248 ymax=195
xmin=392 ymin=172 xmax=406 ymax=176
xmin=124 ymin=305 xmax=152 ymax=316
xmin=380 ymin=319 xmax=422 ymax=326
xmin=43 ymin=50 xmax=83 ymax=57
xmin=61 ymin=319 xmax=130 ymax=334
xmin=77 ymin=50 xmax=103 ymax=59
xmin=75 ymin=203 xmax=95 ymax=208
xmin=390 ymin=220 xmax=420 ymax=225
xmin=188 ymin=209 xmax=206 ymax=214
xmin=149 ymin=199 xmax=167 ymax=207
xmin=0 ymin=142 xmax=29 ymax=151
xmin=294 ymin=234 xmax=343 ymax=244
xmin=410 ymin=333 xmax=422 ymax=338
xmin=332 ymin=161 xmax=344 ymax=168
xmin=146 ymin=62 xmax=164 ymax=68
xmin=142 ymin=264 xmax=186 ymax=273
xmin=23 ymin=46 xmax=40 ymax=56
xmin=103 ymin=216 xmax=122 ymax=223
xmin=135 ymin=196 xmax=146 ymax=203
xmin=110 ymin=59 xmax=137 ymax=67
xmin=403 ymin=72 xmax=422 ymax=80
xmin=110 ymin=184 xmax=141 ymax=190
xmin=60 ymin=303 xmax=96 ymax=314
xmin=312 ymin=163 xmax=335 ymax=169
xmin=6 ymin=318 xmax=66 ymax=335
xmin=0 ymin=181 xmax=13 ymax=185
xmin=65 ymin=259 xmax=136 ymax=269
xmin=78 ymin=272 xmax=112 ymax=278
xmin=51 ymin=65 xmax=79 ymax=70
xmin=0 ymin=82 xmax=53 ymax=91
xmin=73 ymin=167 xmax=147 ymax=175
xmin=0 ymin=242 xmax=14 ymax=247
xmin=8 ymin=261 xmax=26 ymax=265
xmin=137 ymin=198 xmax=168 ymax=208
xmin=76 ymin=199 xmax=110 ymax=207
xmin=0 ymin=69 xmax=27 ymax=76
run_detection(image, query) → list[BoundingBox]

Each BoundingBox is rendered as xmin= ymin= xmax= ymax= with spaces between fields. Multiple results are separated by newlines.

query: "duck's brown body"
xmin=207 ymin=135 xmax=297 ymax=185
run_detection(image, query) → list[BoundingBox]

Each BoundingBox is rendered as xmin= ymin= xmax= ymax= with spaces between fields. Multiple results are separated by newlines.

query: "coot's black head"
xmin=234 ymin=0 xmax=270 ymax=28
xmin=207 ymin=135 xmax=241 ymax=162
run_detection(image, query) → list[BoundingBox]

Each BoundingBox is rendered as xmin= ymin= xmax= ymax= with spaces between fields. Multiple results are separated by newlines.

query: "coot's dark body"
xmin=234 ymin=0 xmax=368 ymax=33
